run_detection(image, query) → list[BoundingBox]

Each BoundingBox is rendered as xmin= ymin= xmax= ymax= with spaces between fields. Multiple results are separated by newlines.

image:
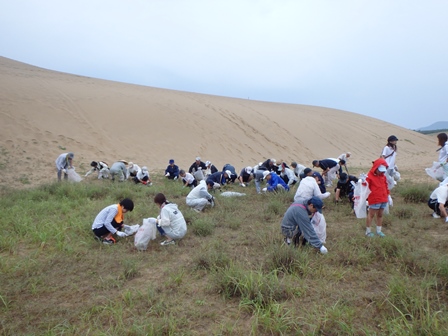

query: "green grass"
xmin=1 ymin=171 xmax=448 ymax=334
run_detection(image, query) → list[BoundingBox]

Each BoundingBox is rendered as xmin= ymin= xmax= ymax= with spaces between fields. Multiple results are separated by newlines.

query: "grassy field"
xmin=1 ymin=169 xmax=448 ymax=335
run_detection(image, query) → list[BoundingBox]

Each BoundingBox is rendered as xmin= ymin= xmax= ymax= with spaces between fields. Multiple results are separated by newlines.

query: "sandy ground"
xmin=0 ymin=56 xmax=439 ymax=189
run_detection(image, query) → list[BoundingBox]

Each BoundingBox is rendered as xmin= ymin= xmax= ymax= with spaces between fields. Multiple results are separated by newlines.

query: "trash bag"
xmin=124 ymin=224 xmax=139 ymax=236
xmin=425 ymin=162 xmax=446 ymax=182
xmin=193 ymin=169 xmax=205 ymax=182
xmin=311 ymin=212 xmax=326 ymax=244
xmin=67 ymin=168 xmax=82 ymax=182
xmin=134 ymin=218 xmax=157 ymax=251
xmin=353 ymin=179 xmax=370 ymax=218
xmin=220 ymin=191 xmax=246 ymax=197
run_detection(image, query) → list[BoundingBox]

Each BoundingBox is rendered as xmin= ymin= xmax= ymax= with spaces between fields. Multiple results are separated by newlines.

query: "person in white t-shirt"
xmin=180 ymin=170 xmax=197 ymax=188
xmin=428 ymin=184 xmax=448 ymax=221
xmin=381 ymin=135 xmax=398 ymax=178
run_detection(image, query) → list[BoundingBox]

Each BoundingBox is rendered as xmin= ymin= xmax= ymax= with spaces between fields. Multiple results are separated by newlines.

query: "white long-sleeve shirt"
xmin=281 ymin=167 xmax=298 ymax=186
xmin=187 ymin=180 xmax=212 ymax=201
xmin=91 ymin=204 xmax=120 ymax=234
xmin=159 ymin=203 xmax=187 ymax=237
xmin=294 ymin=176 xmax=331 ymax=204
xmin=55 ymin=153 xmax=72 ymax=170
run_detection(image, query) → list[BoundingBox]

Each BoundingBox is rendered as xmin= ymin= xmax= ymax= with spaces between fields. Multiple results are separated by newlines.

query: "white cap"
xmin=195 ymin=157 xmax=201 ymax=161
xmin=225 ymin=170 xmax=232 ymax=177
xmin=205 ymin=161 xmax=211 ymax=166
xmin=142 ymin=166 xmax=148 ymax=172
xmin=378 ymin=165 xmax=387 ymax=172
xmin=263 ymin=170 xmax=271 ymax=179
xmin=128 ymin=162 xmax=134 ymax=168
xmin=245 ymin=166 xmax=253 ymax=174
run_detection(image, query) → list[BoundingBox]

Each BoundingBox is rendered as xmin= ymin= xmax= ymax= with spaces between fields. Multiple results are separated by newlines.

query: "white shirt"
xmin=187 ymin=180 xmax=212 ymax=200
xmin=136 ymin=169 xmax=149 ymax=180
xmin=159 ymin=203 xmax=187 ymax=236
xmin=439 ymin=142 xmax=448 ymax=163
xmin=91 ymin=204 xmax=120 ymax=234
xmin=430 ymin=185 xmax=448 ymax=204
xmin=281 ymin=167 xmax=298 ymax=185
xmin=183 ymin=172 xmax=195 ymax=184
xmin=382 ymin=146 xmax=396 ymax=168
xmin=294 ymin=176 xmax=331 ymax=203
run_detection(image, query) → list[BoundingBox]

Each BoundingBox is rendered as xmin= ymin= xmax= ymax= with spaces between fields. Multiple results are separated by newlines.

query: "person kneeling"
xmin=154 ymin=193 xmax=187 ymax=246
xmin=186 ymin=180 xmax=215 ymax=212
xmin=91 ymin=198 xmax=134 ymax=244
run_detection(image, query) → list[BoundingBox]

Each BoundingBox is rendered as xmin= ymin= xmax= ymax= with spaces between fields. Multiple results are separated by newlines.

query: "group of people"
xmin=59 ymin=132 xmax=448 ymax=252
xmin=91 ymin=193 xmax=187 ymax=246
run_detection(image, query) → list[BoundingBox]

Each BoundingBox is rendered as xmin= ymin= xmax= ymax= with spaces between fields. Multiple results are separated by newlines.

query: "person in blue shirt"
xmin=206 ymin=170 xmax=232 ymax=189
xmin=262 ymin=171 xmax=290 ymax=192
xmin=312 ymin=159 xmax=340 ymax=187
xmin=165 ymin=159 xmax=179 ymax=180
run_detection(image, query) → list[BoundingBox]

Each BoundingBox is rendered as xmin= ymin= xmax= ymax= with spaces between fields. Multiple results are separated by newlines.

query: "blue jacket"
xmin=267 ymin=172 xmax=290 ymax=192
xmin=206 ymin=171 xmax=227 ymax=186
xmin=165 ymin=164 xmax=179 ymax=178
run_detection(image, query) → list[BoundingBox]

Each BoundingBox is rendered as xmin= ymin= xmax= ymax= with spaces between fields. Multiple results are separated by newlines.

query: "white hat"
xmin=119 ymin=160 xmax=128 ymax=164
xmin=128 ymin=162 xmax=134 ymax=168
xmin=195 ymin=157 xmax=201 ymax=161
xmin=205 ymin=161 xmax=211 ymax=166
xmin=263 ymin=170 xmax=271 ymax=179
xmin=271 ymin=159 xmax=276 ymax=164
xmin=378 ymin=165 xmax=387 ymax=172
xmin=142 ymin=166 xmax=148 ymax=172
xmin=245 ymin=166 xmax=253 ymax=174
xmin=225 ymin=170 xmax=232 ymax=177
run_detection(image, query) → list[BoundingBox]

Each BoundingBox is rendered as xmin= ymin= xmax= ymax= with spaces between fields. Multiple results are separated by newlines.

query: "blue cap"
xmin=169 ymin=159 xmax=175 ymax=164
xmin=308 ymin=196 xmax=323 ymax=213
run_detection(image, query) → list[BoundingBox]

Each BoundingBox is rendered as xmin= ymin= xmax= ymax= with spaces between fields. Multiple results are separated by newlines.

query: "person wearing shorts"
xmin=365 ymin=158 xmax=390 ymax=237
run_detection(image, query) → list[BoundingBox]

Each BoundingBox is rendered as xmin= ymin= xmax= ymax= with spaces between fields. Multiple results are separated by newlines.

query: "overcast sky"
xmin=1 ymin=0 xmax=447 ymax=130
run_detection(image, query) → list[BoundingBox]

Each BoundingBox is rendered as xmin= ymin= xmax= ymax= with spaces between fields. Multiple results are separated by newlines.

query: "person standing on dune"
xmin=55 ymin=152 xmax=74 ymax=181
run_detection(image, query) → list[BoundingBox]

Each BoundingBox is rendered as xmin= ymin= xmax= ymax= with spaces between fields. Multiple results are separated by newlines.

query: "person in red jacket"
xmin=365 ymin=158 xmax=390 ymax=237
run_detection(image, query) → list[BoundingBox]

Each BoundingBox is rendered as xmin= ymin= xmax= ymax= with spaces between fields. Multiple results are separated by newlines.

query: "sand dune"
xmin=0 ymin=56 xmax=437 ymax=188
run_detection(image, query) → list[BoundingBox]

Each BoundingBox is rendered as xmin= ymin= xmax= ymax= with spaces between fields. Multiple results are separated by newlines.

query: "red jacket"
xmin=366 ymin=158 xmax=389 ymax=205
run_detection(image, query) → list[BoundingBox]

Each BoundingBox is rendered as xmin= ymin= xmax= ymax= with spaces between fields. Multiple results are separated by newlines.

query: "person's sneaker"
xmin=319 ymin=245 xmax=328 ymax=254
xmin=102 ymin=238 xmax=115 ymax=245
xmin=160 ymin=240 xmax=175 ymax=246
xmin=192 ymin=208 xmax=201 ymax=213
xmin=283 ymin=237 xmax=291 ymax=246
xmin=377 ymin=232 xmax=386 ymax=238
xmin=432 ymin=212 xmax=441 ymax=218
xmin=240 ymin=183 xmax=246 ymax=187
xmin=366 ymin=232 xmax=375 ymax=237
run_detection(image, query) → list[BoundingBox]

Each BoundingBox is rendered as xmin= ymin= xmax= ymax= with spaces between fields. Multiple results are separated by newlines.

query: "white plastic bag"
xmin=353 ymin=179 xmax=370 ymax=218
xmin=124 ymin=224 xmax=139 ymax=236
xmin=220 ymin=191 xmax=246 ymax=197
xmin=134 ymin=218 xmax=157 ymax=251
xmin=311 ymin=212 xmax=327 ymax=244
xmin=425 ymin=162 xmax=446 ymax=182
xmin=193 ymin=170 xmax=205 ymax=181
xmin=67 ymin=168 xmax=83 ymax=182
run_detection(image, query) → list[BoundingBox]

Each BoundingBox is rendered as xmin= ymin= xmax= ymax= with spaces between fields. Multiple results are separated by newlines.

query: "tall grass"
xmin=1 ymin=172 xmax=448 ymax=334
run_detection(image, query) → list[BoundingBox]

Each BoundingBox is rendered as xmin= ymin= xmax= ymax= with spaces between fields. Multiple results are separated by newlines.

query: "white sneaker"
xmin=433 ymin=212 xmax=441 ymax=219
xmin=319 ymin=245 xmax=328 ymax=254
xmin=240 ymin=183 xmax=246 ymax=187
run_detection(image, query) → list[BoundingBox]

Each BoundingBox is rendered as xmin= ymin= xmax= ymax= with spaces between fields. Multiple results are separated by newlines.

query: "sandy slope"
xmin=0 ymin=56 xmax=438 ymax=188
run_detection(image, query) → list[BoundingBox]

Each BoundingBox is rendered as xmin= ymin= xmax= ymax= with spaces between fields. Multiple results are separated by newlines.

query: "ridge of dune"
xmin=0 ymin=56 xmax=436 ymax=188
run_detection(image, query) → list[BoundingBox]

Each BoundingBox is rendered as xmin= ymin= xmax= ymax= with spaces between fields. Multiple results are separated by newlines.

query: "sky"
xmin=1 ymin=0 xmax=447 ymax=130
